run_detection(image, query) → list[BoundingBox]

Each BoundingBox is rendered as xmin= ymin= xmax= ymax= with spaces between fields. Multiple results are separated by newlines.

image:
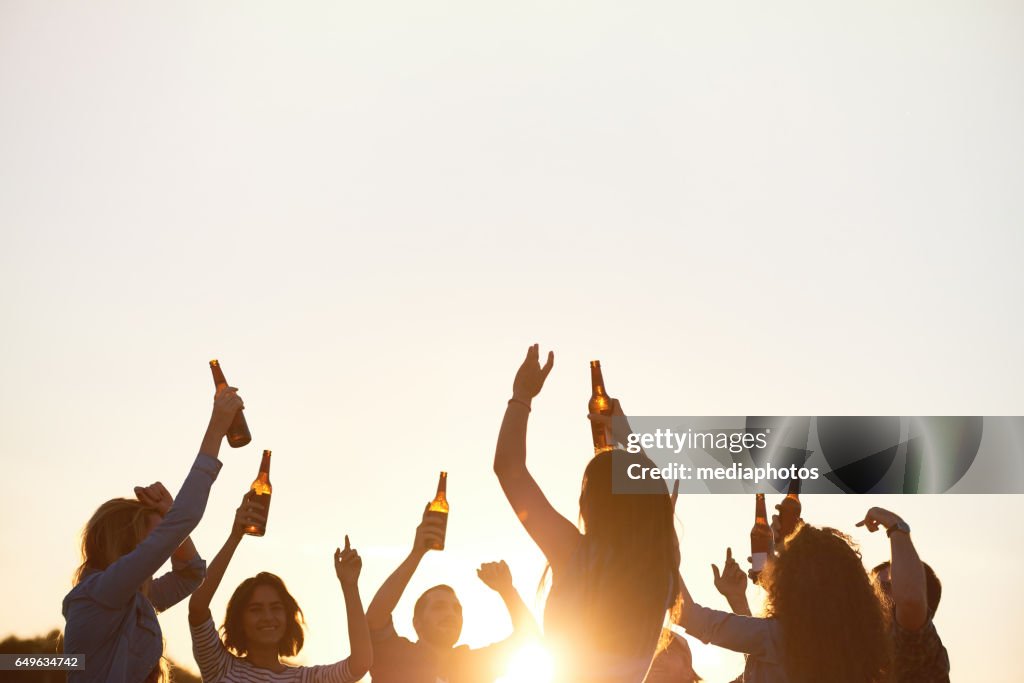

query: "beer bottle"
xmin=209 ymin=359 xmax=251 ymax=448
xmin=589 ymin=361 xmax=615 ymax=456
xmin=425 ymin=471 xmax=449 ymax=551
xmin=750 ymin=493 xmax=773 ymax=581
xmin=777 ymin=477 xmax=802 ymax=540
xmin=245 ymin=450 xmax=272 ymax=537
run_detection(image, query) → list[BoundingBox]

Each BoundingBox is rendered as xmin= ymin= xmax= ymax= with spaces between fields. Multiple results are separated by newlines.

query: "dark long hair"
xmin=762 ymin=526 xmax=892 ymax=683
xmin=553 ymin=449 xmax=682 ymax=662
xmin=222 ymin=572 xmax=306 ymax=658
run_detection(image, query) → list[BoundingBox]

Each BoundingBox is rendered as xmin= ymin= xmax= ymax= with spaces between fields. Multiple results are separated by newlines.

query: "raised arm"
xmin=477 ymin=560 xmax=539 ymax=638
xmin=494 ymin=345 xmax=581 ymax=570
xmin=188 ymin=492 xmax=265 ymax=625
xmin=89 ymin=388 xmax=243 ymax=608
xmin=136 ymin=483 xmax=206 ymax=612
xmin=335 ymin=535 xmax=372 ymax=678
xmin=365 ymin=511 xmax=443 ymax=630
xmin=712 ymin=548 xmax=752 ymax=617
xmin=857 ymin=507 xmax=929 ymax=631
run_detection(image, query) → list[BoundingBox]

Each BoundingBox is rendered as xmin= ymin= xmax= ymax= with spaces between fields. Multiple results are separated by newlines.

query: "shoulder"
xmin=370 ymin=618 xmax=415 ymax=648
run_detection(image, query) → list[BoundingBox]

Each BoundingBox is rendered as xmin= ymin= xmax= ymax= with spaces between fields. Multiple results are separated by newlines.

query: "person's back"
xmin=494 ymin=346 xmax=681 ymax=683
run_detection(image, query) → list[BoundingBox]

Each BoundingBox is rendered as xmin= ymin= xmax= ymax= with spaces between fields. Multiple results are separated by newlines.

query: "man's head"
xmin=872 ymin=561 xmax=942 ymax=616
xmin=412 ymin=584 xmax=463 ymax=648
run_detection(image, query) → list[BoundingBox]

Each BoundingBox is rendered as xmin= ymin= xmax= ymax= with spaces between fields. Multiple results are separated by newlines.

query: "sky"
xmin=1 ymin=1 xmax=1023 ymax=681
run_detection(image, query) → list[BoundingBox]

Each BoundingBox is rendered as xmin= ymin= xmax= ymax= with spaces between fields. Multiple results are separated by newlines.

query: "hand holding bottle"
xmin=208 ymin=387 xmax=244 ymax=438
xmin=231 ymin=492 xmax=267 ymax=540
xmin=414 ymin=506 xmax=447 ymax=554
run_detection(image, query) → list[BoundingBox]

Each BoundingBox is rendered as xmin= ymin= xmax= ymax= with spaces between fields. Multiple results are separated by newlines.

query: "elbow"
xmin=349 ymin=650 xmax=372 ymax=679
xmin=493 ymin=460 xmax=526 ymax=480
xmin=895 ymin=595 xmax=929 ymax=631
xmin=187 ymin=601 xmax=211 ymax=627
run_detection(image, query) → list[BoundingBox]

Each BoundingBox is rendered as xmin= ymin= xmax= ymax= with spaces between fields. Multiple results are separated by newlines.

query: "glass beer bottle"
xmin=209 ymin=359 xmax=251 ymax=448
xmin=750 ymin=493 xmax=773 ymax=582
xmin=589 ymin=360 xmax=615 ymax=456
xmin=245 ymin=450 xmax=272 ymax=537
xmin=426 ymin=471 xmax=449 ymax=551
xmin=777 ymin=477 xmax=802 ymax=540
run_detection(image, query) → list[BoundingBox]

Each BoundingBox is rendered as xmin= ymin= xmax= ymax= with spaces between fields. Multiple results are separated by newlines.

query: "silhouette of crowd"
xmin=60 ymin=347 xmax=950 ymax=682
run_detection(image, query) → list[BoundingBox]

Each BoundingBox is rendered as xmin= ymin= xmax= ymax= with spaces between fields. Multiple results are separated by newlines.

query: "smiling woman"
xmin=186 ymin=494 xmax=372 ymax=682
xmin=223 ymin=574 xmax=304 ymax=658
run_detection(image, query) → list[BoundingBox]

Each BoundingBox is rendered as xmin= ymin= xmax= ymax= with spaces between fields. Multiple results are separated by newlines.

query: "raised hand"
xmin=335 ymin=535 xmax=362 ymax=586
xmin=511 ymin=344 xmax=554 ymax=403
xmin=856 ymin=506 xmax=903 ymax=533
xmin=413 ymin=507 xmax=447 ymax=554
xmin=134 ymin=482 xmax=173 ymax=516
xmin=477 ymin=560 xmax=514 ymax=594
xmin=208 ymin=386 xmax=245 ymax=437
xmin=231 ymin=492 xmax=267 ymax=539
xmin=712 ymin=547 xmax=748 ymax=600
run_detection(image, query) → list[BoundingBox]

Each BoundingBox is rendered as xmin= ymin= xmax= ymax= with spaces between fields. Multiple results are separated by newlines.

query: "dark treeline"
xmin=0 ymin=632 xmax=199 ymax=683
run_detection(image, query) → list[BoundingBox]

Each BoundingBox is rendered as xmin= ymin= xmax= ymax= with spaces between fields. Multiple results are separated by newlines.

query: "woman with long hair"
xmin=62 ymin=386 xmax=244 ymax=683
xmin=678 ymin=523 xmax=892 ymax=683
xmin=186 ymin=491 xmax=372 ymax=682
xmin=493 ymin=345 xmax=682 ymax=682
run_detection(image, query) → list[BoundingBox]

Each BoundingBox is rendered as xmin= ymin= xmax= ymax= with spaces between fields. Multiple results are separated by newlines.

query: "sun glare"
xmin=497 ymin=641 xmax=555 ymax=683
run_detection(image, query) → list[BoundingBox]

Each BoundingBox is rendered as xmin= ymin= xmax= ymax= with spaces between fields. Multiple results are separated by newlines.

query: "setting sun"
xmin=497 ymin=641 xmax=555 ymax=683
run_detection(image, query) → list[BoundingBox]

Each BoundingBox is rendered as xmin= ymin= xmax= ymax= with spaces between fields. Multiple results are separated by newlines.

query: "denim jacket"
xmin=62 ymin=453 xmax=221 ymax=683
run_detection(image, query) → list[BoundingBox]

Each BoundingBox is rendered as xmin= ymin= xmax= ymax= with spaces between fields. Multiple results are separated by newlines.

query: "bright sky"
xmin=2 ymin=2 xmax=1023 ymax=681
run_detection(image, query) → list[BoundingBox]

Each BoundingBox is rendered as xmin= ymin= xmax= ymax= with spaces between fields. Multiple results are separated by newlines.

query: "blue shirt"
xmin=62 ymin=452 xmax=221 ymax=683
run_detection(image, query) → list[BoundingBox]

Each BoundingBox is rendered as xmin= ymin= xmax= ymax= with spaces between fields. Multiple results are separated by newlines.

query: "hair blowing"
xmin=74 ymin=498 xmax=153 ymax=586
xmin=762 ymin=525 xmax=892 ymax=683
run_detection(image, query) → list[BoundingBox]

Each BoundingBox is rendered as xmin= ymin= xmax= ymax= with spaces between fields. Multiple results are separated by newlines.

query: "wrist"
xmin=886 ymin=520 xmax=911 ymax=537
xmin=508 ymin=395 xmax=532 ymax=410
xmin=494 ymin=584 xmax=515 ymax=598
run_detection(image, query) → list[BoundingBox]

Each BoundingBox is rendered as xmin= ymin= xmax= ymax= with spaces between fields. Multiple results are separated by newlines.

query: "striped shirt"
xmin=190 ymin=617 xmax=357 ymax=683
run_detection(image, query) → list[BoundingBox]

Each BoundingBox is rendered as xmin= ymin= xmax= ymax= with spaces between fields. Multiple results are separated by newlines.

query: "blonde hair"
xmin=74 ymin=498 xmax=154 ymax=586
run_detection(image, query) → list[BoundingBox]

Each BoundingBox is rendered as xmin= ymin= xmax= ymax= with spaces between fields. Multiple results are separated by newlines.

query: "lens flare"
xmin=496 ymin=641 xmax=555 ymax=683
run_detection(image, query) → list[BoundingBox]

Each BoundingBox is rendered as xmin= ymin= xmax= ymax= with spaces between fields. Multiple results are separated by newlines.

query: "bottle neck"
xmin=590 ymin=363 xmax=607 ymax=396
xmin=258 ymin=452 xmax=272 ymax=476
xmin=435 ymin=473 xmax=447 ymax=498
xmin=755 ymin=494 xmax=768 ymax=523
xmin=210 ymin=361 xmax=228 ymax=388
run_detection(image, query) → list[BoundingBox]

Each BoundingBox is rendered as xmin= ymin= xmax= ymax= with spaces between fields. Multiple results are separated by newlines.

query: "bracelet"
xmin=507 ymin=397 xmax=532 ymax=412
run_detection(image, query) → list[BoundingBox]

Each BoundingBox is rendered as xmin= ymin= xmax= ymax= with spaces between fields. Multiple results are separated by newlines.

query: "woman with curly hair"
xmin=678 ymin=523 xmax=892 ymax=683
